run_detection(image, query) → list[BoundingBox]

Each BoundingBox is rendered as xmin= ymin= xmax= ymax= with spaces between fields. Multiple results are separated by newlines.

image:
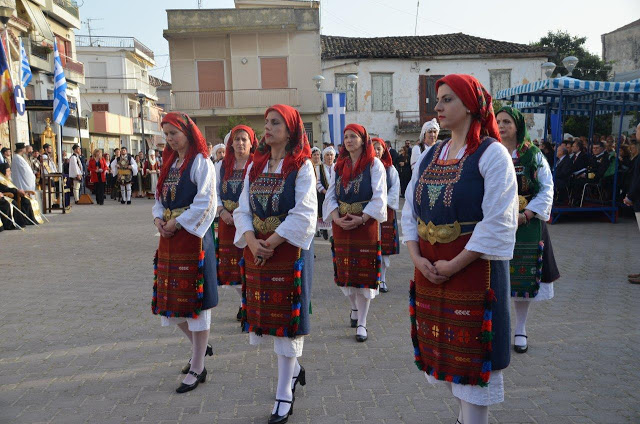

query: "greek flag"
xmin=19 ymin=40 xmax=32 ymax=87
xmin=326 ymin=92 xmax=346 ymax=145
xmin=52 ymin=43 xmax=69 ymax=125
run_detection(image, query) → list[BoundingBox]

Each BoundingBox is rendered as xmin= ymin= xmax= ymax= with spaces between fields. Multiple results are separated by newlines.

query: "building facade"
xmin=320 ymin=34 xmax=551 ymax=146
xmin=164 ymin=0 xmax=323 ymax=147
xmin=602 ymin=18 xmax=640 ymax=80
xmin=76 ymin=35 xmax=163 ymax=155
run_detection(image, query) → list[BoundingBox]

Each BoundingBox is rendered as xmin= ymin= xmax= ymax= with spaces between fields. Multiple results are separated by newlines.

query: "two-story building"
xmin=320 ymin=34 xmax=551 ymax=146
xmin=76 ymin=35 xmax=164 ymax=155
xmin=164 ymin=0 xmax=323 ymax=146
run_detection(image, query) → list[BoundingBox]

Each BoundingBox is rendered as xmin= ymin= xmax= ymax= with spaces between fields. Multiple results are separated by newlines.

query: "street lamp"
xmin=137 ymin=93 xmax=147 ymax=157
xmin=347 ymin=74 xmax=358 ymax=92
xmin=541 ymin=62 xmax=556 ymax=79
xmin=562 ymin=56 xmax=579 ymax=77
xmin=312 ymin=75 xmax=325 ymax=91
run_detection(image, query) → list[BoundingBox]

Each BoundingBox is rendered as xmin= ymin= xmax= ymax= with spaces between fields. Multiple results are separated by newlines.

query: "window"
xmin=197 ymin=60 xmax=225 ymax=108
xmin=260 ymin=57 xmax=288 ymax=89
xmin=371 ymin=73 xmax=393 ymax=111
xmin=92 ymin=104 xmax=109 ymax=112
xmin=304 ymin=122 xmax=313 ymax=144
xmin=489 ymin=69 xmax=511 ymax=97
xmin=55 ymin=34 xmax=72 ymax=63
xmin=335 ymin=74 xmax=357 ymax=111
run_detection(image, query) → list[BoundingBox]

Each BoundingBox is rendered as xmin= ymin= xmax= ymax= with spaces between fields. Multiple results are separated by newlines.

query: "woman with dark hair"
xmin=401 ymin=74 xmax=518 ymax=424
xmin=496 ymin=106 xmax=560 ymax=355
xmin=151 ymin=112 xmax=218 ymax=393
xmin=215 ymin=124 xmax=258 ymax=320
xmin=323 ymin=124 xmax=387 ymax=342
xmin=233 ymin=104 xmax=316 ymax=423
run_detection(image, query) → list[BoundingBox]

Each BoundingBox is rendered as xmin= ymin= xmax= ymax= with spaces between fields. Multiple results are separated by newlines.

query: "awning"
xmin=20 ymin=0 xmax=55 ymax=46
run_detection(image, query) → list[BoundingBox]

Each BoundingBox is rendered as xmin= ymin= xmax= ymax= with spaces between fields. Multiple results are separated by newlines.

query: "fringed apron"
xmin=410 ymin=139 xmax=510 ymax=387
xmin=331 ymin=166 xmax=381 ymax=290
xmin=216 ymin=167 xmax=245 ymax=286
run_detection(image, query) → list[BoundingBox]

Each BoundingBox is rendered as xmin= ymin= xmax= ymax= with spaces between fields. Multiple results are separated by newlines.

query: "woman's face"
xmin=373 ymin=142 xmax=384 ymax=159
xmin=232 ymin=130 xmax=251 ymax=159
xmin=343 ymin=130 xmax=363 ymax=154
xmin=216 ymin=147 xmax=226 ymax=161
xmin=264 ymin=110 xmax=289 ymax=147
xmin=312 ymin=150 xmax=321 ymax=164
xmin=323 ymin=151 xmax=335 ymax=166
xmin=630 ymin=144 xmax=638 ymax=156
xmin=95 ymin=151 xmax=102 ymax=160
xmin=434 ymin=84 xmax=468 ymax=131
xmin=163 ymin=123 xmax=190 ymax=154
xmin=425 ymin=128 xmax=439 ymax=146
xmin=496 ymin=112 xmax=517 ymax=143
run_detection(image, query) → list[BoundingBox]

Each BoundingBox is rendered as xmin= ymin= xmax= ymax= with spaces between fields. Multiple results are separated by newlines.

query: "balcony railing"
xmin=53 ymin=0 xmax=79 ymax=19
xmin=75 ymin=35 xmax=155 ymax=61
xmin=172 ymin=89 xmax=299 ymax=111
xmin=63 ymin=115 xmax=88 ymax=130
xmin=395 ymin=110 xmax=421 ymax=133
xmin=60 ymin=54 xmax=84 ymax=76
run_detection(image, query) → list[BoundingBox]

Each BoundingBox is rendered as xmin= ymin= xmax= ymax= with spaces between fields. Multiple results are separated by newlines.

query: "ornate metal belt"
xmin=417 ymin=219 xmax=478 ymax=245
xmin=518 ymin=195 xmax=530 ymax=212
xmin=339 ymin=201 xmax=367 ymax=215
xmin=163 ymin=207 xmax=189 ymax=222
xmin=223 ymin=199 xmax=239 ymax=212
xmin=253 ymin=214 xmax=283 ymax=235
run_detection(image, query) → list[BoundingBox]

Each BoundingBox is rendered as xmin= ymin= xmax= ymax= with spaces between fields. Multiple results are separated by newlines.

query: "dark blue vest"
xmin=335 ymin=163 xmax=373 ymax=206
xmin=249 ymin=170 xmax=298 ymax=219
xmin=161 ymin=158 xmax=197 ymax=210
xmin=219 ymin=166 xmax=245 ymax=203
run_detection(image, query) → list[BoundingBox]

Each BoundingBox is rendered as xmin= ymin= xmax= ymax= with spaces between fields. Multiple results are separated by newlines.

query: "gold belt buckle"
xmin=418 ymin=220 xmax=462 ymax=245
xmin=253 ymin=215 xmax=282 ymax=234
xmin=339 ymin=201 xmax=364 ymax=215
xmin=163 ymin=207 xmax=188 ymax=222
xmin=518 ymin=195 xmax=529 ymax=212
xmin=223 ymin=199 xmax=239 ymax=212
xmin=163 ymin=209 xmax=171 ymax=222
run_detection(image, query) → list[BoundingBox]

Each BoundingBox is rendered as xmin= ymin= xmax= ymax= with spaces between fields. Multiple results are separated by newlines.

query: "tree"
xmin=531 ymin=30 xmax=611 ymax=81
xmin=217 ymin=116 xmax=258 ymax=141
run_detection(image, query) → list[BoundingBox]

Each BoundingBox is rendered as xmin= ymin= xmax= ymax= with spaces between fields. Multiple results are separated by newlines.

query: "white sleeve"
xmin=465 ymin=142 xmax=519 ymax=260
xmin=233 ymin=164 xmax=255 ymax=249
xmin=152 ymin=197 xmax=164 ymax=219
xmin=387 ymin=165 xmax=400 ymax=211
xmin=174 ymin=154 xmax=218 ymax=239
xmin=215 ymin=164 xmax=223 ymax=216
xmin=110 ymin=160 xmax=117 ymax=175
xmin=315 ymin=165 xmax=324 ymax=192
xmin=525 ymin=152 xmax=554 ymax=222
xmin=131 ymin=158 xmax=138 ymax=176
xmin=400 ymin=154 xmax=423 ymax=244
xmin=275 ymin=160 xmax=318 ymax=250
xmin=363 ymin=158 xmax=387 ymax=223
xmin=410 ymin=145 xmax=421 ymax=170
xmin=322 ymin=165 xmax=338 ymax=222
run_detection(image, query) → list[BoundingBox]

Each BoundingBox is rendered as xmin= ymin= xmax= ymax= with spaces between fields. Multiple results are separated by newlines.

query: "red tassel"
xmin=199 ymin=250 xmax=205 ymax=260
xmin=486 ymin=288 xmax=496 ymax=302
xmin=276 ymin=328 xmax=284 ymax=337
xmin=445 ymin=375 xmax=453 ymax=382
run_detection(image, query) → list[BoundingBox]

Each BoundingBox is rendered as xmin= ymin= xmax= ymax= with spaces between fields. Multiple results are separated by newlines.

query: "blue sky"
xmin=78 ymin=0 xmax=640 ymax=82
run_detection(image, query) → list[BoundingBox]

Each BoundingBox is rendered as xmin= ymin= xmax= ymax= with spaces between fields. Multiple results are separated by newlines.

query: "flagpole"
xmin=2 ymin=19 xmax=13 ymax=153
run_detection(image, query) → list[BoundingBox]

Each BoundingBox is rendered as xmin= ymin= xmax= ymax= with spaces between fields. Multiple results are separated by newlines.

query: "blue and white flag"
xmin=52 ymin=43 xmax=69 ymax=126
xmin=19 ymin=40 xmax=32 ymax=87
xmin=326 ymin=92 xmax=346 ymax=145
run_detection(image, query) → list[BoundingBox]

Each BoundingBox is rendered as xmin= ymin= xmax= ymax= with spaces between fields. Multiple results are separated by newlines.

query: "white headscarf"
xmin=311 ymin=147 xmax=321 ymax=154
xmin=212 ymin=143 xmax=225 ymax=160
xmin=322 ymin=146 xmax=336 ymax=156
xmin=419 ymin=118 xmax=440 ymax=143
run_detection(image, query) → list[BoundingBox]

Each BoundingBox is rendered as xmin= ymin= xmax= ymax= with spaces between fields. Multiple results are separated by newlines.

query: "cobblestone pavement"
xmin=1 ymin=199 xmax=639 ymax=424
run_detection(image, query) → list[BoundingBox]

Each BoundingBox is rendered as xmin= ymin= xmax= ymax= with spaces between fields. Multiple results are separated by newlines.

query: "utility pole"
xmin=82 ymin=18 xmax=103 ymax=46
xmin=198 ymin=0 xmax=203 ymax=8
xmin=414 ymin=1 xmax=420 ymax=36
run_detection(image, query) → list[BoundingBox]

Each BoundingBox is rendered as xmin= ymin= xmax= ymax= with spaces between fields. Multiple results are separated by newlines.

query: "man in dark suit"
xmin=587 ymin=141 xmax=610 ymax=183
xmin=624 ymin=123 xmax=640 ymax=284
xmin=554 ymin=145 xmax=572 ymax=202
xmin=571 ymin=140 xmax=588 ymax=175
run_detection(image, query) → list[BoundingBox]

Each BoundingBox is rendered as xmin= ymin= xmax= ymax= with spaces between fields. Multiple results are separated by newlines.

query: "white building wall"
xmin=321 ymin=56 xmax=549 ymax=144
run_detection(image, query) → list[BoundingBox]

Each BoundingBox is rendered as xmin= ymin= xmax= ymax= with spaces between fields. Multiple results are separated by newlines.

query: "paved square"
xmin=1 ymin=200 xmax=639 ymax=423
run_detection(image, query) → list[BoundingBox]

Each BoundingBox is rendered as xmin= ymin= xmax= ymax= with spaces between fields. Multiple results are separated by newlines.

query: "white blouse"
xmin=316 ymin=163 xmax=334 ymax=193
xmin=233 ymin=159 xmax=317 ymax=251
xmin=322 ymin=157 xmax=388 ymax=224
xmin=511 ymin=150 xmax=554 ymax=222
xmin=152 ymin=154 xmax=218 ymax=239
xmin=401 ymin=141 xmax=518 ymax=260
xmin=386 ymin=165 xmax=400 ymax=211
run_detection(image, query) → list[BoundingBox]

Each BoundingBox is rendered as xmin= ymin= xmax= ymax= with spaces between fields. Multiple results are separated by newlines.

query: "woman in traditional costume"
xmin=233 ymin=104 xmax=316 ymax=424
xmin=401 ymin=74 xmax=518 ymax=424
xmin=372 ymin=138 xmax=400 ymax=293
xmin=152 ymin=112 xmax=218 ymax=394
xmin=323 ymin=124 xmax=387 ymax=342
xmin=216 ymin=124 xmax=258 ymax=321
xmin=496 ymin=106 xmax=560 ymax=354
xmin=315 ymin=146 xmax=335 ymax=240
xmin=144 ymin=149 xmax=160 ymax=196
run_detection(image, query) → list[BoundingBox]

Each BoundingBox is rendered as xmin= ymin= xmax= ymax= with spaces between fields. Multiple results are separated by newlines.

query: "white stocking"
xmin=290 ymin=359 xmax=301 ymax=390
xmin=514 ymin=301 xmax=531 ymax=346
xmin=460 ymin=399 xmax=488 ymax=424
xmin=380 ymin=257 xmax=388 ymax=283
xmin=446 ymin=383 xmax=463 ymax=423
xmin=234 ymin=285 xmax=243 ymax=305
xmin=126 ymin=184 xmax=132 ymax=201
xmin=273 ymin=354 xmax=295 ymax=415
xmin=183 ymin=329 xmax=209 ymax=385
xmin=355 ymin=293 xmax=371 ymax=337
xmin=120 ymin=186 xmax=126 ymax=201
xmin=348 ymin=293 xmax=358 ymax=321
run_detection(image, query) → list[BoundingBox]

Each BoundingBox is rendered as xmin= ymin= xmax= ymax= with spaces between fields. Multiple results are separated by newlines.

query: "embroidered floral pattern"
xmin=415 ymin=142 xmax=471 ymax=209
xmin=161 ymin=168 xmax=180 ymax=204
xmin=222 ymin=169 xmax=244 ymax=201
xmin=336 ymin=172 xmax=363 ymax=199
xmin=249 ymin=173 xmax=286 ymax=215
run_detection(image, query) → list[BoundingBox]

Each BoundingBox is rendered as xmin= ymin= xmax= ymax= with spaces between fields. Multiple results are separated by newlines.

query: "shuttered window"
xmin=335 ymin=74 xmax=357 ymax=111
xmin=371 ymin=73 xmax=393 ymax=111
xmin=489 ymin=69 xmax=512 ymax=97
xmin=92 ymin=103 xmax=109 ymax=112
xmin=260 ymin=57 xmax=288 ymax=89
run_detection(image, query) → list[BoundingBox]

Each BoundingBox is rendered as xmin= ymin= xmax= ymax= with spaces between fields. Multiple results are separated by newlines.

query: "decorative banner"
xmin=14 ymin=85 xmax=25 ymax=116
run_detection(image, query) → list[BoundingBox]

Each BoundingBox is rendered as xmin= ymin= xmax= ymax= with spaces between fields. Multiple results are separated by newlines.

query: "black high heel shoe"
xmin=350 ymin=309 xmax=358 ymax=328
xmin=176 ymin=367 xmax=207 ymax=393
xmin=181 ymin=343 xmax=213 ymax=374
xmin=268 ymin=396 xmax=294 ymax=424
xmin=291 ymin=366 xmax=306 ymax=394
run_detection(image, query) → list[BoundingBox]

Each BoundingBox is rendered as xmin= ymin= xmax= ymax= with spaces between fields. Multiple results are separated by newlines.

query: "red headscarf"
xmin=371 ymin=137 xmax=393 ymax=169
xmin=249 ymin=104 xmax=311 ymax=183
xmin=222 ymin=124 xmax=258 ymax=182
xmin=334 ymin=123 xmax=376 ymax=188
xmin=435 ymin=74 xmax=500 ymax=154
xmin=157 ymin=112 xmax=209 ymax=196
